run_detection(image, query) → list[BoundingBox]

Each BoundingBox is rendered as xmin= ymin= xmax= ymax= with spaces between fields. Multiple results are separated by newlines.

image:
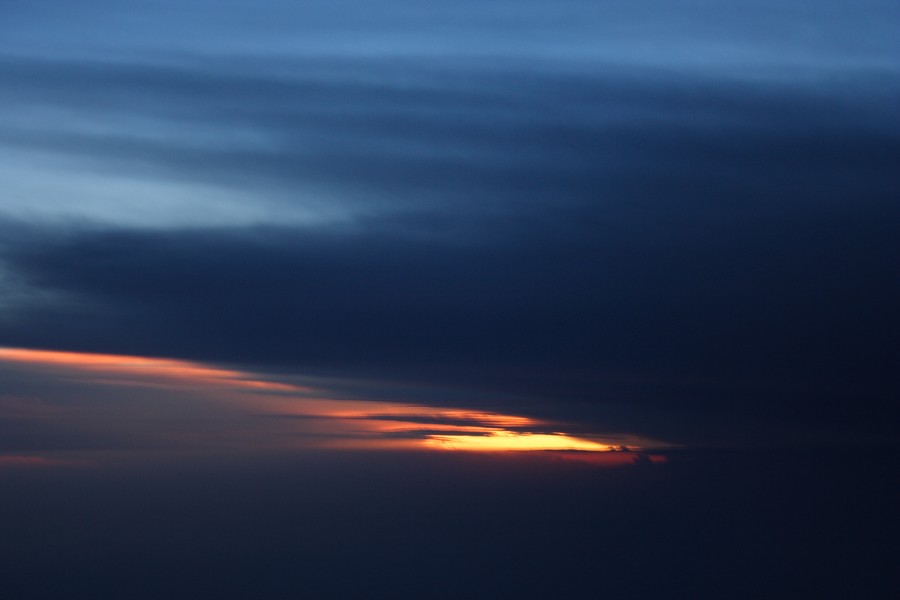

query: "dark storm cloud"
xmin=2 ymin=39 xmax=899 ymax=444
xmin=2 ymin=173 xmax=898 ymax=444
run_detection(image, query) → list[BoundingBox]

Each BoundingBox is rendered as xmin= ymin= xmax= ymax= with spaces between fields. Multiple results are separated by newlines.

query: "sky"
xmin=1 ymin=1 xmax=899 ymax=598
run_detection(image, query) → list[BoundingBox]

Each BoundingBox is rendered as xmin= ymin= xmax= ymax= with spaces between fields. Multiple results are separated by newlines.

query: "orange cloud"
xmin=0 ymin=346 xmax=671 ymax=464
xmin=0 ymin=347 xmax=302 ymax=393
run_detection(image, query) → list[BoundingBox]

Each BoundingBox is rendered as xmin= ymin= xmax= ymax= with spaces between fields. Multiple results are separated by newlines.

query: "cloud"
xmin=1 ymin=53 xmax=897 ymax=228
xmin=0 ymin=4 xmax=898 ymax=445
xmin=0 ymin=347 xmax=671 ymax=466
xmin=3 ymin=0 xmax=899 ymax=68
xmin=2 ymin=181 xmax=897 ymax=445
xmin=1 ymin=5 xmax=897 ymax=598
xmin=0 ymin=56 xmax=897 ymax=442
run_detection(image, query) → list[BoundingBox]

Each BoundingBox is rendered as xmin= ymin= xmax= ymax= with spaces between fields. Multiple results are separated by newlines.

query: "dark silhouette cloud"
xmin=2 ymin=168 xmax=897 ymax=444
xmin=1 ymin=51 xmax=898 ymax=444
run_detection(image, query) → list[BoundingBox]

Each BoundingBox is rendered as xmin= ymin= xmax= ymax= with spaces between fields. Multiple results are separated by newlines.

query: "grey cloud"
xmin=2 ymin=187 xmax=897 ymax=445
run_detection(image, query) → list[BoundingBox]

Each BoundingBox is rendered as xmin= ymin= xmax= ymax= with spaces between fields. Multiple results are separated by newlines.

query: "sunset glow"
xmin=423 ymin=432 xmax=621 ymax=452
xmin=0 ymin=347 xmax=303 ymax=393
xmin=0 ymin=346 xmax=668 ymax=461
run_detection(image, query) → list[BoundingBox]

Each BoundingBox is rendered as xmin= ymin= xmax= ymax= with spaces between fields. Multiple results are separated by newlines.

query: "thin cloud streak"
xmin=1 ymin=53 xmax=896 ymax=229
xmin=0 ymin=454 xmax=93 ymax=469
xmin=0 ymin=347 xmax=668 ymax=465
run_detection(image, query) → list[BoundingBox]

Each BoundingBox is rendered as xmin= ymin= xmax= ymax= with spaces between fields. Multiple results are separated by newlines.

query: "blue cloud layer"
xmin=1 ymin=1 xmax=898 ymax=444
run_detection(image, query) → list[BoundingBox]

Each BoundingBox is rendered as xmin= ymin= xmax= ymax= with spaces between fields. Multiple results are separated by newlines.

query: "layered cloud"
xmin=0 ymin=347 xmax=669 ymax=468
xmin=2 ymin=52 xmax=898 ymax=229
xmin=1 ymin=0 xmax=898 ymax=447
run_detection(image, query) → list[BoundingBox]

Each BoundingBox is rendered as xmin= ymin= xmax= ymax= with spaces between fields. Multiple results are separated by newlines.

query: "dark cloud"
xmin=2 ymin=179 xmax=898 ymax=444
xmin=2 ymin=13 xmax=899 ymax=445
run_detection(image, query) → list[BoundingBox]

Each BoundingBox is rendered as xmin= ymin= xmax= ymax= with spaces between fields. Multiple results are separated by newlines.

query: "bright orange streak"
xmin=420 ymin=410 xmax=536 ymax=428
xmin=0 ymin=347 xmax=670 ymax=460
xmin=335 ymin=419 xmax=498 ymax=435
xmin=423 ymin=432 xmax=620 ymax=452
xmin=319 ymin=407 xmax=538 ymax=428
xmin=0 ymin=347 xmax=301 ymax=393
